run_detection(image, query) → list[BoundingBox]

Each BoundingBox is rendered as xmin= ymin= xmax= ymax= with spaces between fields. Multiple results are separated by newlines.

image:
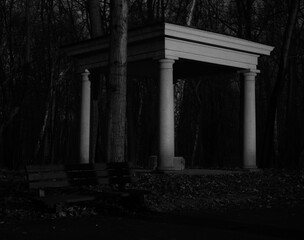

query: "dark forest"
xmin=0 ymin=0 xmax=304 ymax=169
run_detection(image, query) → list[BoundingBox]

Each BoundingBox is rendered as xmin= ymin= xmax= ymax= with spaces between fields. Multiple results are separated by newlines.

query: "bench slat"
xmin=97 ymin=178 xmax=110 ymax=185
xmin=27 ymin=163 xmax=107 ymax=173
xmin=26 ymin=164 xmax=65 ymax=172
xmin=28 ymin=171 xmax=68 ymax=181
xmin=68 ymin=177 xmax=109 ymax=186
xmin=65 ymin=163 xmax=107 ymax=171
xmin=29 ymin=180 xmax=70 ymax=189
xmin=67 ymin=170 xmax=108 ymax=179
xmin=110 ymin=176 xmax=132 ymax=184
xmin=28 ymin=170 xmax=109 ymax=182
xmin=29 ymin=177 xmax=110 ymax=189
xmin=108 ymin=168 xmax=130 ymax=175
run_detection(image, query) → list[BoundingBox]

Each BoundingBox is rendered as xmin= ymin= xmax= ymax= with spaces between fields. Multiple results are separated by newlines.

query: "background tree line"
xmin=0 ymin=0 xmax=303 ymax=169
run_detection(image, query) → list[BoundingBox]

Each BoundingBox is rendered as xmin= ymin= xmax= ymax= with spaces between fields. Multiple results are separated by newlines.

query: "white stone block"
xmin=173 ymin=157 xmax=185 ymax=170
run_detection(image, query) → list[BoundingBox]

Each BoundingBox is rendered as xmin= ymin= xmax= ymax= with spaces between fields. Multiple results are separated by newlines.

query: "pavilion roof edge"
xmin=164 ymin=22 xmax=274 ymax=56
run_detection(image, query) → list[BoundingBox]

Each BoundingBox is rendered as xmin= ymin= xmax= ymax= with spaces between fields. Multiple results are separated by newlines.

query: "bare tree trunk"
xmin=261 ymin=0 xmax=300 ymax=167
xmin=107 ymin=0 xmax=128 ymax=163
xmin=87 ymin=0 xmax=103 ymax=37
xmin=33 ymin=0 xmax=56 ymax=164
xmin=147 ymin=0 xmax=154 ymax=22
xmin=186 ymin=0 xmax=196 ymax=26
xmin=20 ymin=0 xmax=32 ymax=166
xmin=236 ymin=0 xmax=254 ymax=39
xmin=87 ymin=0 xmax=104 ymax=163
xmin=0 ymin=43 xmax=6 ymax=166
xmin=25 ymin=0 xmax=31 ymax=64
xmin=127 ymin=78 xmax=138 ymax=165
xmin=161 ymin=0 xmax=165 ymax=21
xmin=191 ymin=79 xmax=202 ymax=166
xmin=244 ymin=0 xmax=254 ymax=40
xmin=185 ymin=0 xmax=197 ymax=166
xmin=191 ymin=108 xmax=202 ymax=167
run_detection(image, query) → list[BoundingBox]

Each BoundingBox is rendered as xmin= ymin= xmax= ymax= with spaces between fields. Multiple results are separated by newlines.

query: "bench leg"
xmin=121 ymin=194 xmax=146 ymax=210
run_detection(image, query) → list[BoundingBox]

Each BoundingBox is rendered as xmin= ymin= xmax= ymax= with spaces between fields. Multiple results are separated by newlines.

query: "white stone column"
xmin=242 ymin=70 xmax=259 ymax=169
xmin=158 ymin=59 xmax=175 ymax=170
xmin=80 ymin=69 xmax=91 ymax=163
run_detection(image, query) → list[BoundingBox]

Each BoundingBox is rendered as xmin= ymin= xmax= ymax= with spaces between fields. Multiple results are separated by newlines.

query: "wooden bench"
xmin=26 ymin=162 xmax=148 ymax=209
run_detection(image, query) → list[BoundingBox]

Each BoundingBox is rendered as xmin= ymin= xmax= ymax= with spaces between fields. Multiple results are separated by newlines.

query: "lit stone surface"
xmin=80 ymin=69 xmax=91 ymax=163
xmin=158 ymin=59 xmax=175 ymax=170
xmin=242 ymin=70 xmax=259 ymax=169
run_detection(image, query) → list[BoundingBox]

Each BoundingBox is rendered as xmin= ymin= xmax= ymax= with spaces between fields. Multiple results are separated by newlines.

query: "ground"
xmin=0 ymin=168 xmax=303 ymax=239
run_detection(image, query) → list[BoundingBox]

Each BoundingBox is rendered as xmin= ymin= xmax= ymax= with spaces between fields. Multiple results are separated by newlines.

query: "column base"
xmin=243 ymin=165 xmax=258 ymax=170
xmin=153 ymin=156 xmax=185 ymax=171
xmin=156 ymin=166 xmax=176 ymax=172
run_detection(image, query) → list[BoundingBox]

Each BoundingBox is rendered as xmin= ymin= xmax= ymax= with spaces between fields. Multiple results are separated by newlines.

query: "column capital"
xmin=154 ymin=55 xmax=178 ymax=61
xmin=158 ymin=58 xmax=176 ymax=63
xmin=238 ymin=69 xmax=260 ymax=78
xmin=158 ymin=59 xmax=175 ymax=69
xmin=81 ymin=69 xmax=90 ymax=76
xmin=81 ymin=69 xmax=90 ymax=82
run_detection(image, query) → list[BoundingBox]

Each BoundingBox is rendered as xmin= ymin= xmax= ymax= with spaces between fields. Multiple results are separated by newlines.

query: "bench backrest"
xmin=26 ymin=162 xmax=134 ymax=190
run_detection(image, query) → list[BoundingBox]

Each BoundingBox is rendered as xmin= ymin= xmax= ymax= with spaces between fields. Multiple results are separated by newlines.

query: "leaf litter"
xmin=0 ymin=169 xmax=303 ymax=222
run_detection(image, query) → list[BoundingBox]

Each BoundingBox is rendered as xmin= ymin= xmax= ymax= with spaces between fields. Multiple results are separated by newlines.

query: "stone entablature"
xmin=63 ymin=22 xmax=273 ymax=71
